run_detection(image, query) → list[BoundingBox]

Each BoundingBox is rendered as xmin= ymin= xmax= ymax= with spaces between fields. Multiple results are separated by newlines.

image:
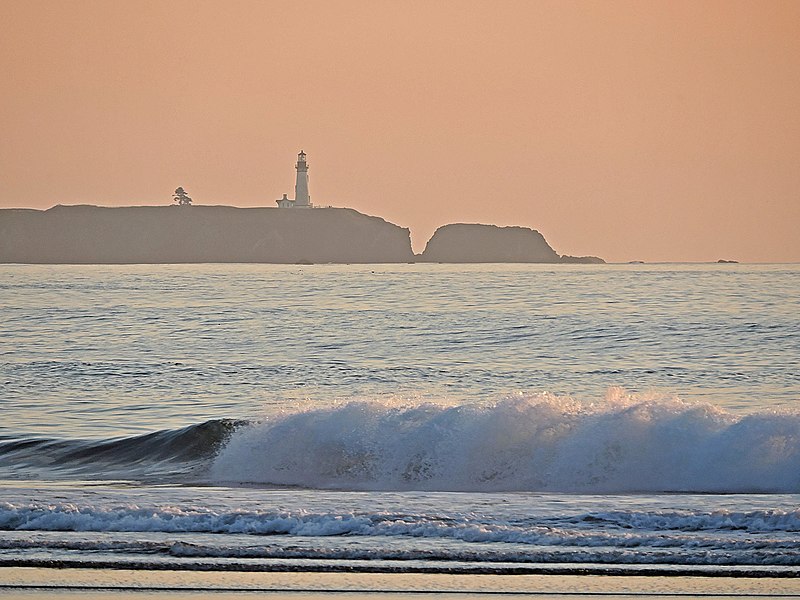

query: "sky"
xmin=1 ymin=0 xmax=798 ymax=262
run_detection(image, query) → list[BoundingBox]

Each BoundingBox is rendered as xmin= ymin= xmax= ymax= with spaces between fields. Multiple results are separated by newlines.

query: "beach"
xmin=3 ymin=568 xmax=800 ymax=598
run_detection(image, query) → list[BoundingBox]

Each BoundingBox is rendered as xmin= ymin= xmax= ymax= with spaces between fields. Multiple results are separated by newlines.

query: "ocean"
xmin=1 ymin=263 xmax=799 ymax=583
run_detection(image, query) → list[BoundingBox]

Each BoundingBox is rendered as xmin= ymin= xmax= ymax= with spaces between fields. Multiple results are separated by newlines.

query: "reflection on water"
xmin=1 ymin=263 xmax=797 ymax=439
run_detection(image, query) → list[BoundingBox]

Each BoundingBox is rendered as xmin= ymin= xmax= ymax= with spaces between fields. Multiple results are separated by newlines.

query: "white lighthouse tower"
xmin=275 ymin=151 xmax=314 ymax=208
xmin=293 ymin=150 xmax=311 ymax=208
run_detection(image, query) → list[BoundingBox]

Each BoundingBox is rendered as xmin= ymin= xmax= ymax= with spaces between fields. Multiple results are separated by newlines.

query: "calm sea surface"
xmin=1 ymin=263 xmax=799 ymax=578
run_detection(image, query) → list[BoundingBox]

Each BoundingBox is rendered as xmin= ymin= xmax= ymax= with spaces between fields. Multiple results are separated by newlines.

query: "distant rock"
xmin=0 ymin=205 xmax=415 ymax=264
xmin=717 ymin=259 xmax=739 ymax=264
xmin=419 ymin=224 xmax=559 ymax=263
xmin=418 ymin=223 xmax=604 ymax=264
xmin=560 ymin=255 xmax=606 ymax=264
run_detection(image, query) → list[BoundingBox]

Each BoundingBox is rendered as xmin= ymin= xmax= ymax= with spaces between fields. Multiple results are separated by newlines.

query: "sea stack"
xmin=419 ymin=223 xmax=603 ymax=263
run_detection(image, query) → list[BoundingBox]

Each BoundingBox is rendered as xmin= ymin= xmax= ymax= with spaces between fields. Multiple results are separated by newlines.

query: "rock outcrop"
xmin=559 ymin=254 xmax=606 ymax=264
xmin=0 ymin=205 xmax=415 ymax=264
xmin=418 ymin=223 xmax=604 ymax=263
xmin=0 ymin=206 xmax=604 ymax=265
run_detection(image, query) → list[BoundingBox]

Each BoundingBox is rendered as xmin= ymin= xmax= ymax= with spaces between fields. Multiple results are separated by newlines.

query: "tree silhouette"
xmin=173 ymin=187 xmax=192 ymax=206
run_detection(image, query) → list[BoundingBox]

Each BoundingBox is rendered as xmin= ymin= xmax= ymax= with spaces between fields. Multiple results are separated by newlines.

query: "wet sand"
xmin=1 ymin=568 xmax=799 ymax=599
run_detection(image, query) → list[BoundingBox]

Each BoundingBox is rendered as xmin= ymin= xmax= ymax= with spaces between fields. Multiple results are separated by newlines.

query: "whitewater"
xmin=211 ymin=392 xmax=800 ymax=493
xmin=1 ymin=263 xmax=799 ymax=577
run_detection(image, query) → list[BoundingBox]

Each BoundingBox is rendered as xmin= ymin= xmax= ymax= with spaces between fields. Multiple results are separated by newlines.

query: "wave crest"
xmin=211 ymin=391 xmax=800 ymax=493
xmin=0 ymin=419 xmax=241 ymax=480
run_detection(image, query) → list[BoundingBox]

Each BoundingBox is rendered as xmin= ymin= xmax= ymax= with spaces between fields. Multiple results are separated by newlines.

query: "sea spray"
xmin=211 ymin=390 xmax=800 ymax=493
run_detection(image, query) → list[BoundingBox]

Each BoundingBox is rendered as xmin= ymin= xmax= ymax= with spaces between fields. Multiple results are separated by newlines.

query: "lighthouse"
xmin=275 ymin=151 xmax=315 ymax=208
xmin=294 ymin=150 xmax=311 ymax=208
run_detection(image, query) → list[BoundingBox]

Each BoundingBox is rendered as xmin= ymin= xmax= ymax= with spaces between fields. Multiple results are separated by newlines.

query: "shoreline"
xmin=1 ymin=560 xmax=798 ymax=579
xmin=3 ymin=568 xmax=800 ymax=597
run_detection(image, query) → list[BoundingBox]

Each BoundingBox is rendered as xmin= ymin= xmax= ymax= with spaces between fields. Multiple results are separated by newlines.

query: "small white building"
xmin=276 ymin=151 xmax=313 ymax=208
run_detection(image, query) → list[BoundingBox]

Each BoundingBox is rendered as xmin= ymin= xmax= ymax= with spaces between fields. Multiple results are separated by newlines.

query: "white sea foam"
xmin=3 ymin=498 xmax=800 ymax=568
xmin=0 ymin=533 xmax=798 ymax=566
xmin=210 ymin=390 xmax=800 ymax=493
xmin=1 ymin=502 xmax=799 ymax=539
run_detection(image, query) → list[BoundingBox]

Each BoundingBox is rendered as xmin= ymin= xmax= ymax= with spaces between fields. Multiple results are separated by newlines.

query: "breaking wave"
xmin=3 ymin=392 xmax=799 ymax=493
xmin=211 ymin=391 xmax=800 ymax=493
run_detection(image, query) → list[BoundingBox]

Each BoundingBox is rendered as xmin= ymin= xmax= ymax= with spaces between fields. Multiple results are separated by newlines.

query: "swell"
xmin=211 ymin=391 xmax=800 ymax=493
xmin=0 ymin=418 xmax=242 ymax=481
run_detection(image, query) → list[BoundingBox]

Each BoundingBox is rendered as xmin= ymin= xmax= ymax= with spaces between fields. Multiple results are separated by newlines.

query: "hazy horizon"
xmin=2 ymin=0 xmax=799 ymax=262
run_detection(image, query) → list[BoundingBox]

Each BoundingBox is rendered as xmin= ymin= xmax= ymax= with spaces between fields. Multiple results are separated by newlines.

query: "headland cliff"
xmin=0 ymin=205 xmax=415 ymax=264
xmin=0 ymin=205 xmax=604 ymax=264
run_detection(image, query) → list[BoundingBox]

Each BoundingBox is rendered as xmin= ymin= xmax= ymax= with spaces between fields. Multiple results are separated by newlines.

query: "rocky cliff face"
xmin=0 ymin=205 xmax=415 ymax=264
xmin=1 ymin=207 xmax=604 ymax=265
xmin=419 ymin=223 xmax=556 ymax=263
xmin=419 ymin=223 xmax=604 ymax=263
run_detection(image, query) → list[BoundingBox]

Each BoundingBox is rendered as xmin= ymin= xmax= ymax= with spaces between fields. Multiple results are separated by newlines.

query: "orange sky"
xmin=1 ymin=0 xmax=798 ymax=261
